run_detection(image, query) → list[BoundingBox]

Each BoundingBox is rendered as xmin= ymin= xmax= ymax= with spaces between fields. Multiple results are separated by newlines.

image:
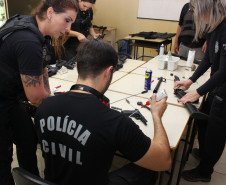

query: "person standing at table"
xmin=63 ymin=0 xmax=100 ymax=60
xmin=174 ymin=1 xmax=206 ymax=60
xmin=34 ymin=40 xmax=171 ymax=185
xmin=174 ymin=0 xmax=226 ymax=182
xmin=0 ymin=0 xmax=78 ymax=184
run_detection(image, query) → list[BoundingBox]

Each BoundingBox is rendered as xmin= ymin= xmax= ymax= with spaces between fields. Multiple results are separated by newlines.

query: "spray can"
xmin=159 ymin=44 xmax=164 ymax=56
xmin=144 ymin=68 xmax=152 ymax=90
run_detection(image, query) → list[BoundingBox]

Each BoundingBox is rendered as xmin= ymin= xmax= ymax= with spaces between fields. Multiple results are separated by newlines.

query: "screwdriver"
xmin=111 ymin=90 xmax=148 ymax=104
xmin=126 ymin=99 xmax=150 ymax=117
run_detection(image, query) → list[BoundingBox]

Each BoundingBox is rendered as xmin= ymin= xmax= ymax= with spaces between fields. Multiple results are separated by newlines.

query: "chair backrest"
xmin=12 ymin=167 xmax=56 ymax=185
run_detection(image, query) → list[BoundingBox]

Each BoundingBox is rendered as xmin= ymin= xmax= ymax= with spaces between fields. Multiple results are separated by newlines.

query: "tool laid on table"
xmin=123 ymin=99 xmax=148 ymax=126
xmin=122 ymin=109 xmax=148 ymax=126
xmin=47 ymin=65 xmax=58 ymax=77
xmin=111 ymin=90 xmax=148 ymax=104
xmin=153 ymin=77 xmax=166 ymax=93
xmin=137 ymin=101 xmax=150 ymax=111
xmin=56 ymin=56 xmax=77 ymax=70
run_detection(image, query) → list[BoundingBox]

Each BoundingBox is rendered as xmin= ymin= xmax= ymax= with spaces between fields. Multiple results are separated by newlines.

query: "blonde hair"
xmin=190 ymin=0 xmax=226 ymax=41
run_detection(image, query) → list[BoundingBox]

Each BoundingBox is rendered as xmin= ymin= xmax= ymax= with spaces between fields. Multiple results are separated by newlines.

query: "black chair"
xmin=12 ymin=167 xmax=56 ymax=185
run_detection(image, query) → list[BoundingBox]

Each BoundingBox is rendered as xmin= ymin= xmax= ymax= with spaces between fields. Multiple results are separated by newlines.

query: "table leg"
xmin=142 ymin=47 xmax=144 ymax=61
xmin=167 ymin=146 xmax=179 ymax=185
xmin=136 ymin=45 xmax=138 ymax=60
xmin=186 ymin=121 xmax=197 ymax=161
xmin=133 ymin=45 xmax=136 ymax=59
xmin=176 ymin=118 xmax=193 ymax=185
xmin=170 ymin=39 xmax=172 ymax=51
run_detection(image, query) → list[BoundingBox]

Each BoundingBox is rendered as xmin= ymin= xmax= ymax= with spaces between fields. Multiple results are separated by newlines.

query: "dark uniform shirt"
xmin=64 ymin=8 xmax=93 ymax=49
xmin=179 ymin=3 xmax=205 ymax=48
xmin=35 ymin=92 xmax=151 ymax=185
xmin=0 ymin=16 xmax=44 ymax=104
xmin=190 ymin=18 xmax=226 ymax=99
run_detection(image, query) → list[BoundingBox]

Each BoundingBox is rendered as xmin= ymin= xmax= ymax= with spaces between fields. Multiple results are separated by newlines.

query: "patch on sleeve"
xmin=214 ymin=41 xmax=219 ymax=53
xmin=223 ymin=43 xmax=226 ymax=51
xmin=222 ymin=43 xmax=226 ymax=55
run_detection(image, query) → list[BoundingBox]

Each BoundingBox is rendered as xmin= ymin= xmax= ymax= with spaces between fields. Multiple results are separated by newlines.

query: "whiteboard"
xmin=138 ymin=0 xmax=189 ymax=21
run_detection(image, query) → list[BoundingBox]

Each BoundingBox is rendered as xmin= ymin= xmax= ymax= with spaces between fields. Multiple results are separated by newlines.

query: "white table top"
xmin=132 ymin=56 xmax=210 ymax=85
xmin=109 ymin=73 xmax=202 ymax=107
xmin=117 ymin=59 xmax=146 ymax=73
xmin=50 ymin=59 xmax=144 ymax=86
xmin=49 ymin=57 xmax=210 ymax=150
xmin=105 ymin=90 xmax=189 ymax=149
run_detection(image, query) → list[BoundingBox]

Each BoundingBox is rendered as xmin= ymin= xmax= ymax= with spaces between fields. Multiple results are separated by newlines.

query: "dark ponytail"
xmin=31 ymin=0 xmax=79 ymax=20
xmin=81 ymin=0 xmax=96 ymax=4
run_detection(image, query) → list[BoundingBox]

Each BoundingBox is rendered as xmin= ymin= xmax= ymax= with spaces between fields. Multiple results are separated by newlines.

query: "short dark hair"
xmin=77 ymin=40 xmax=118 ymax=79
xmin=32 ymin=0 xmax=79 ymax=20
xmin=81 ymin=0 xmax=96 ymax=4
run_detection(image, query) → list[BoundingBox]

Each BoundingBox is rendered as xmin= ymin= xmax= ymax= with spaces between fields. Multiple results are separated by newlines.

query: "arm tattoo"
xmin=43 ymin=69 xmax=50 ymax=93
xmin=22 ymin=75 xmax=42 ymax=87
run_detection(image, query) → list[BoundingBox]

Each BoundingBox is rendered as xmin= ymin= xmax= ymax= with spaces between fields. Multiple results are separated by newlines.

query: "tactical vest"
xmin=0 ymin=14 xmax=48 ymax=100
xmin=75 ymin=9 xmax=92 ymax=37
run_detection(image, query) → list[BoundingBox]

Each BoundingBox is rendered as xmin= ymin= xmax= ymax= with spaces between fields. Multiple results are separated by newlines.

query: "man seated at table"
xmin=34 ymin=40 xmax=171 ymax=185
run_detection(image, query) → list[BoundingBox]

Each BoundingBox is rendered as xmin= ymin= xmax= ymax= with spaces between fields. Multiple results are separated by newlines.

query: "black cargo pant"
xmin=195 ymin=93 xmax=226 ymax=176
xmin=108 ymin=163 xmax=157 ymax=185
xmin=0 ymin=100 xmax=39 ymax=185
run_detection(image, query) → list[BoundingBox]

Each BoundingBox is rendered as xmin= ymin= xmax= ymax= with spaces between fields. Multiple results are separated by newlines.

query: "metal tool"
xmin=111 ymin=90 xmax=148 ymax=104
xmin=122 ymin=110 xmax=147 ymax=126
xmin=153 ymin=77 xmax=166 ymax=93
xmin=137 ymin=101 xmax=150 ymax=110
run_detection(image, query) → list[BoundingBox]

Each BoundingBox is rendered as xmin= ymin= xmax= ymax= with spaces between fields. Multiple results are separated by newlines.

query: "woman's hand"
xmin=77 ymin=33 xmax=87 ymax=42
xmin=178 ymin=90 xmax=200 ymax=104
xmin=174 ymin=41 xmax=179 ymax=54
xmin=93 ymin=33 xmax=101 ymax=39
xmin=174 ymin=79 xmax=193 ymax=91
xmin=202 ymin=41 xmax=207 ymax=53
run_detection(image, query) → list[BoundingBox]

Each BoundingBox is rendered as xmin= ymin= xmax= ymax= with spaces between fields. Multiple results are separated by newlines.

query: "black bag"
xmin=116 ymin=39 xmax=132 ymax=56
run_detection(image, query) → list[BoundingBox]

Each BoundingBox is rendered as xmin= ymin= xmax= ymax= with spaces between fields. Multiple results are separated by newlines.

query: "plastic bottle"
xmin=168 ymin=51 xmax=172 ymax=61
xmin=186 ymin=49 xmax=196 ymax=67
xmin=159 ymin=44 xmax=164 ymax=56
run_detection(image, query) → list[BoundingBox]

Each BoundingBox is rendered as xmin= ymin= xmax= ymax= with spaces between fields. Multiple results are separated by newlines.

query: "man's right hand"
xmin=151 ymin=94 xmax=167 ymax=119
xmin=77 ymin=33 xmax=87 ymax=42
xmin=135 ymin=93 xmax=171 ymax=171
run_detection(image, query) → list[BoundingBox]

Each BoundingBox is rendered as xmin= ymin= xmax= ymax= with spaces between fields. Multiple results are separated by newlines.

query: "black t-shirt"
xmin=190 ymin=19 xmax=226 ymax=99
xmin=178 ymin=3 xmax=205 ymax=48
xmin=34 ymin=92 xmax=151 ymax=185
xmin=179 ymin=3 xmax=190 ymax=26
xmin=71 ymin=8 xmax=93 ymax=35
xmin=0 ymin=16 xmax=44 ymax=102
xmin=64 ymin=8 xmax=93 ymax=49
